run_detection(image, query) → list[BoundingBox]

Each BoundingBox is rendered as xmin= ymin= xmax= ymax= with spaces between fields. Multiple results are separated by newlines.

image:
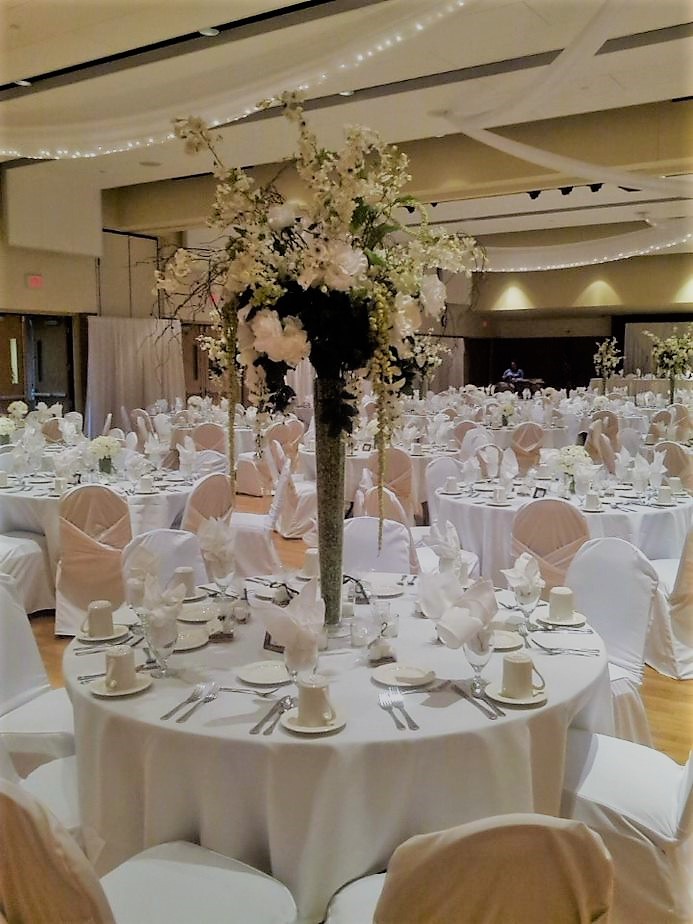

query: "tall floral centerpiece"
xmin=644 ymin=328 xmax=693 ymax=405
xmin=157 ymin=93 xmax=482 ymax=627
xmin=593 ymin=337 xmax=621 ymax=396
xmin=396 ymin=333 xmax=450 ymax=397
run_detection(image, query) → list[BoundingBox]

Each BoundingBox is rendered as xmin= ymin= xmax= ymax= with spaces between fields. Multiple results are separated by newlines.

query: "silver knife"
xmin=451 ymin=683 xmax=497 ymax=720
xmin=249 ymin=700 xmax=282 ymax=734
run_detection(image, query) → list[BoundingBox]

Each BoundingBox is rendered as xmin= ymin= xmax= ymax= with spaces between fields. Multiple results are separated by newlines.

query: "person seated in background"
xmin=502 ymin=360 xmax=524 ymax=384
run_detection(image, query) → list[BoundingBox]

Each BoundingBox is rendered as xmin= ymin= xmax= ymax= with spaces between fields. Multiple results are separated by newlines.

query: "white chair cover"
xmin=511 ymin=498 xmax=589 ymax=593
xmin=181 ymin=473 xmax=233 ymax=534
xmin=364 ymin=487 xmax=419 ymax=574
xmin=64 ymin=412 xmax=83 ymax=434
xmin=282 ymin=418 xmax=305 ymax=467
xmin=655 ymin=441 xmax=693 ymax=491
xmin=273 ymin=461 xmax=318 ymax=540
xmin=563 ymin=729 xmax=693 ymax=924
xmin=192 ymin=423 xmax=226 ymax=454
xmin=425 ymin=457 xmax=463 ymax=522
xmin=41 ymin=419 xmax=62 ymax=443
xmin=326 ymin=813 xmax=613 ymax=924
xmin=459 ymin=428 xmax=492 ymax=461
xmin=122 ymin=529 xmax=207 ymax=591
xmin=511 ymin=422 xmax=543 ymax=474
xmin=369 ymin=448 xmax=415 ymax=524
xmin=566 ymin=537 xmax=658 ymax=745
xmin=194 ymin=450 xmax=229 ymax=476
xmin=0 ymin=528 xmax=54 ymax=614
xmin=101 ymin=412 xmax=113 ymax=436
xmin=619 ymin=427 xmax=643 ymax=455
xmin=55 ymin=486 xmax=132 ymax=636
xmin=453 ymin=420 xmax=478 ymax=444
xmin=646 ymin=526 xmax=693 ymax=680
xmin=0 ymin=574 xmax=49 ymax=716
xmin=592 ymin=410 xmax=620 ymax=451
xmin=343 ymin=517 xmax=412 ymax=574
xmin=669 ymin=403 xmax=692 ymax=442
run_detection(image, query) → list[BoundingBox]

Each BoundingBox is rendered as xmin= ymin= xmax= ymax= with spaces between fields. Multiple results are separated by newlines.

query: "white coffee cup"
xmin=501 ymin=651 xmax=546 ymax=699
xmin=493 ymin=485 xmax=506 ymax=504
xmin=302 ymin=548 xmax=319 ymax=578
xmin=444 ymin=476 xmax=458 ymax=493
xmin=447 ymin=439 xmax=458 ymax=451
xmin=657 ymin=485 xmax=673 ymax=505
xmin=668 ymin=476 xmax=683 ymax=494
xmin=297 ymin=674 xmax=336 ymax=727
xmin=82 ymin=600 xmax=114 ymax=638
xmin=410 ymin=442 xmax=422 ymax=456
xmin=105 ymin=646 xmax=137 ymax=691
xmin=173 ymin=566 xmax=196 ymax=598
xmin=644 ymin=433 xmax=655 ymax=445
xmin=549 ymin=586 xmax=574 ymax=623
xmin=584 ymin=491 xmax=601 ymax=512
xmin=0 ymin=472 xmax=8 ymax=488
xmin=53 ymin=476 xmax=66 ymax=494
xmin=137 ymin=475 xmax=154 ymax=493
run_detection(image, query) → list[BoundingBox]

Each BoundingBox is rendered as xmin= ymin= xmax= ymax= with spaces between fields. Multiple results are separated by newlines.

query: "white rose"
xmin=392 ymin=293 xmax=422 ymax=344
xmin=251 ymin=310 xmax=284 ymax=355
xmin=267 ymin=202 xmax=300 ymax=232
xmin=323 ymin=242 xmax=368 ymax=292
xmin=251 ymin=311 xmax=309 ymax=366
xmin=420 ymin=274 xmax=447 ymax=320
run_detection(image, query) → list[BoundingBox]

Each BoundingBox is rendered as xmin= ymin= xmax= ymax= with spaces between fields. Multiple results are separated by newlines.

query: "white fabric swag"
xmin=85 ymin=317 xmax=186 ymax=437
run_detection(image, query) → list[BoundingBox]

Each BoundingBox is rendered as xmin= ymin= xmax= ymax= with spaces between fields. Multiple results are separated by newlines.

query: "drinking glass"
xmin=574 ymin=471 xmax=590 ymax=503
xmin=463 ymin=642 xmax=493 ymax=694
xmin=514 ymin=585 xmax=541 ymax=646
xmin=142 ymin=610 xmax=179 ymax=678
xmin=284 ymin=638 xmax=318 ymax=683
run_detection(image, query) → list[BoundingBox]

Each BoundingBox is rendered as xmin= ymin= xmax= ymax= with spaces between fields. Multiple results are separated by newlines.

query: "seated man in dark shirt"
xmin=502 ymin=360 xmax=524 ymax=383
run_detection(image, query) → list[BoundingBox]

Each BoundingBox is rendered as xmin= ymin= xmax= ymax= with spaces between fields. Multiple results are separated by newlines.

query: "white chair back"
xmin=511 ymin=498 xmax=589 ymax=592
xmin=459 ymin=428 xmax=492 ymax=461
xmin=0 ymin=574 xmax=50 ymax=717
xmin=194 ymin=450 xmax=229 ymax=476
xmin=369 ymin=447 xmax=414 ymax=524
xmin=619 ymin=427 xmax=643 ymax=455
xmin=192 ymin=423 xmax=226 ymax=454
xmin=655 ymin=441 xmax=693 ymax=490
xmin=343 ymin=517 xmax=412 ymax=574
xmin=592 ymin=409 xmax=620 ymax=450
xmin=363 ymin=487 xmax=419 ymax=573
xmin=453 ymin=421 xmax=478 ymax=444
xmin=373 ymin=813 xmax=613 ymax=924
xmin=122 ymin=529 xmax=207 ymax=591
xmin=181 ymin=473 xmax=233 ymax=534
xmin=64 ymin=412 xmax=83 ymax=434
xmin=511 ymin=422 xmax=543 ymax=474
xmin=477 ymin=444 xmax=502 ymax=479
xmin=425 ymin=457 xmax=463 ymax=521
xmin=566 ymin=537 xmax=659 ymax=685
xmin=0 ymin=780 xmax=116 ymax=924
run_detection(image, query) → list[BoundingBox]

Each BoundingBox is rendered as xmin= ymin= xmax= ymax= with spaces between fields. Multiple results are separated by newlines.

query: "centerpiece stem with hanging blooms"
xmin=644 ymin=328 xmax=693 ymax=406
xmin=593 ymin=337 xmax=621 ymax=397
xmin=157 ymin=93 xmax=483 ymax=628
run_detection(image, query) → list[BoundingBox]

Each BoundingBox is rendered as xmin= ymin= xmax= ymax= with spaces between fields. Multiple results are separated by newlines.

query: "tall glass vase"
xmin=669 ymin=375 xmax=675 ymax=407
xmin=313 ymin=377 xmax=346 ymax=631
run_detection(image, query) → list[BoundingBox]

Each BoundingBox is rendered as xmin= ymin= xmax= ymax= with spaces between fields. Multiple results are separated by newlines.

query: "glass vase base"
xmin=326 ymin=621 xmax=351 ymax=640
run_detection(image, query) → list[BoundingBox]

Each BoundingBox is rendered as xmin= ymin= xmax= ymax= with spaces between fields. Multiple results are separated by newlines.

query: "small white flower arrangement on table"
xmin=0 ymin=416 xmax=16 ymax=444
xmin=557 ymin=445 xmax=591 ymax=492
xmin=88 ymin=435 xmax=121 ymax=474
xmin=7 ymin=400 xmax=28 ymax=421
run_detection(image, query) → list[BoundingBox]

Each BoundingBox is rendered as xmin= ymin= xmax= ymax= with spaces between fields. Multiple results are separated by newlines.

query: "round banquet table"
xmin=65 ymin=590 xmax=611 ymax=923
xmin=438 ymin=488 xmax=693 ymax=585
xmin=485 ymin=425 xmax=572 ymax=451
xmin=0 ymin=474 xmax=193 ymax=575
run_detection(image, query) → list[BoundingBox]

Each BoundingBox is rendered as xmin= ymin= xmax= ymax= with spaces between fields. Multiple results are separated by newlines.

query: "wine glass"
xmin=463 ymin=641 xmax=493 ymax=695
xmin=284 ymin=637 xmax=319 ymax=684
xmin=514 ymin=585 xmax=541 ymax=647
xmin=142 ymin=610 xmax=179 ymax=678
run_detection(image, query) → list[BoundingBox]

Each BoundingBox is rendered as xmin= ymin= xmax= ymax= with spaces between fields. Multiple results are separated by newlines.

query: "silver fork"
xmin=160 ymin=683 xmax=205 ymax=720
xmin=175 ymin=682 xmax=219 ymax=722
xmin=263 ymin=696 xmax=295 ymax=735
xmin=530 ymin=639 xmax=600 ymax=657
xmin=387 ymin=687 xmax=419 ymax=730
xmin=378 ymin=690 xmax=405 ymax=730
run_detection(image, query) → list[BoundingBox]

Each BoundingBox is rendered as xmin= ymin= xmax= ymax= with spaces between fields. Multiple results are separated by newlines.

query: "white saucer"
xmin=134 ymin=489 xmax=159 ymax=495
xmin=486 ymin=500 xmax=512 ymax=507
xmin=164 ymin=473 xmax=186 ymax=482
xmin=485 ymin=682 xmax=547 ymax=707
xmin=183 ymin=588 xmax=209 ymax=603
xmin=438 ymin=489 xmax=462 ymax=495
xmin=177 ymin=603 xmax=218 ymax=623
xmin=536 ymin=611 xmax=587 ymax=628
xmin=237 ymin=661 xmax=291 ymax=686
xmin=89 ymin=675 xmax=153 ymax=698
xmin=371 ymin=663 xmax=436 ymax=688
xmin=294 ymin=572 xmax=315 ymax=582
xmin=29 ymin=475 xmax=52 ymax=483
xmin=492 ymin=629 xmax=523 ymax=651
xmin=652 ymin=501 xmax=677 ymax=507
xmin=582 ymin=507 xmax=604 ymax=514
xmin=76 ymin=625 xmax=130 ymax=643
xmin=174 ymin=628 xmax=209 ymax=651
xmin=371 ymin=583 xmax=404 ymax=599
xmin=280 ymin=707 xmax=346 ymax=735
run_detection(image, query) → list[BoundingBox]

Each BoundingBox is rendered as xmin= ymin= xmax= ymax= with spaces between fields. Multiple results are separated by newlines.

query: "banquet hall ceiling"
xmin=1 ymin=0 xmax=692 ymax=246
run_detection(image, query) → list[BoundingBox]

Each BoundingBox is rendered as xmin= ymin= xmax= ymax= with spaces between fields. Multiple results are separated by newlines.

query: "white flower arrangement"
xmin=88 ymin=435 xmax=121 ymax=461
xmin=558 ymin=445 xmax=591 ymax=477
xmin=187 ymin=395 xmax=204 ymax=408
xmin=593 ymin=337 xmax=621 ymax=380
xmin=0 ymin=417 xmax=16 ymax=436
xmin=592 ymin=395 xmax=609 ymax=410
xmin=157 ymin=91 xmax=483 ymax=453
xmin=7 ymin=400 xmax=28 ymax=420
xmin=644 ymin=328 xmax=693 ymax=379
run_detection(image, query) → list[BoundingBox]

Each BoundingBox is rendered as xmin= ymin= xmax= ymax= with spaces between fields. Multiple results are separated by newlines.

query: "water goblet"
xmin=284 ymin=638 xmax=319 ymax=684
xmin=463 ymin=641 xmax=493 ymax=695
xmin=514 ymin=585 xmax=541 ymax=647
xmin=141 ymin=609 xmax=179 ymax=678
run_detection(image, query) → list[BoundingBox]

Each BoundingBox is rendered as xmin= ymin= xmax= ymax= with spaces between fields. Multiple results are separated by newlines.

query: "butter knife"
xmin=451 ymin=683 xmax=497 ymax=720
xmin=249 ymin=700 xmax=282 ymax=735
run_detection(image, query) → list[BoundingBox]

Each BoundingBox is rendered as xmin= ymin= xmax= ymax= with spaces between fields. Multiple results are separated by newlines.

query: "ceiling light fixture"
xmin=198 ymin=27 xmax=220 ymax=37
xmin=589 ymin=183 xmax=603 ymax=192
xmin=338 ymin=90 xmax=355 ymax=97
xmin=528 ymin=190 xmax=541 ymax=200
xmin=14 ymin=79 xmax=31 ymax=87
xmin=559 ymin=186 xmax=573 ymax=196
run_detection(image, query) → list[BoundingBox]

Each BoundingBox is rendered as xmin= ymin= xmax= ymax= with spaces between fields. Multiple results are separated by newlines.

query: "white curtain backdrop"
xmin=286 ymin=358 xmax=315 ymax=405
xmin=624 ymin=322 xmax=693 ymax=374
xmin=86 ymin=317 xmax=186 ymax=437
xmin=431 ymin=337 xmax=465 ymax=391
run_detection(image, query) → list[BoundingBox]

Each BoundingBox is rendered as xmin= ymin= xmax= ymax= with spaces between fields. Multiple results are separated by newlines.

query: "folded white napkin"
xmin=500 ymin=448 xmax=519 ymax=482
xmin=197 ymin=516 xmax=235 ymax=580
xmin=418 ymin=569 xmax=467 ymax=621
xmin=303 ymin=518 xmax=318 ymax=549
xmin=124 ymin=431 xmax=138 ymax=452
xmin=144 ymin=434 xmax=164 ymax=456
xmin=178 ymin=436 xmax=197 ymax=472
xmin=49 ymin=402 xmax=63 ymax=418
xmin=500 ymin=552 xmax=545 ymax=596
xmin=143 ymin=572 xmax=185 ymax=616
xmin=53 ymin=447 xmax=82 ymax=479
xmin=614 ymin=446 xmax=632 ymax=482
xmin=649 ymin=449 xmax=667 ymax=485
xmin=461 ymin=456 xmax=481 ymax=485
xmin=125 ymin=452 xmax=150 ymax=482
xmin=251 ymin=578 xmax=324 ymax=659
xmin=478 ymin=445 xmax=499 ymax=479
xmin=423 ymin=519 xmax=461 ymax=564
xmin=437 ymin=579 xmax=497 ymax=654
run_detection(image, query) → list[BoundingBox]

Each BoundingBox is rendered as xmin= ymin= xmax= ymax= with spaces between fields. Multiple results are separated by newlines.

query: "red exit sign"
xmin=25 ymin=273 xmax=44 ymax=289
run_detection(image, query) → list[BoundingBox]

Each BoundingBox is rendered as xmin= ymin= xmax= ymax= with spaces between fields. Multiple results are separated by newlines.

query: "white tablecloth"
xmin=65 ymin=593 xmax=611 ymax=923
xmin=485 ymin=426 xmax=572 ymax=451
xmin=0 ymin=476 xmax=192 ymax=574
xmin=438 ymin=490 xmax=693 ymax=584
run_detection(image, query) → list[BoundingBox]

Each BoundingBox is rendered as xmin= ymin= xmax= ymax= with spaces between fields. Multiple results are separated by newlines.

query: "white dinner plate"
xmin=369 ymin=581 xmax=404 ymax=599
xmin=371 ymin=663 xmax=436 ymax=688
xmin=536 ymin=611 xmax=587 ymax=628
xmin=181 ymin=587 xmax=209 ymax=603
xmin=174 ymin=628 xmax=209 ymax=651
xmin=89 ymin=675 xmax=153 ymax=698
xmin=485 ymin=682 xmax=547 ymax=707
xmin=29 ymin=475 xmax=52 ymax=483
xmin=237 ymin=661 xmax=291 ymax=686
xmin=76 ymin=625 xmax=130 ymax=644
xmin=133 ymin=489 xmax=159 ymax=495
xmin=164 ymin=473 xmax=186 ymax=482
xmin=491 ymin=629 xmax=523 ymax=651
xmin=486 ymin=500 xmax=512 ymax=507
xmin=582 ymin=507 xmax=605 ymax=514
xmin=280 ymin=708 xmax=346 ymax=735
xmin=177 ymin=602 xmax=218 ymax=623
xmin=438 ymin=489 xmax=462 ymax=496
xmin=652 ymin=501 xmax=677 ymax=507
